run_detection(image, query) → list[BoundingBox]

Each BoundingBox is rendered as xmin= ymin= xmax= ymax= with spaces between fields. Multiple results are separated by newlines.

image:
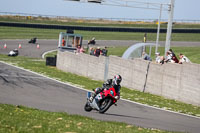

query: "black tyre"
xmin=99 ymin=98 xmax=112 ymax=114
xmin=84 ymin=102 xmax=92 ymax=112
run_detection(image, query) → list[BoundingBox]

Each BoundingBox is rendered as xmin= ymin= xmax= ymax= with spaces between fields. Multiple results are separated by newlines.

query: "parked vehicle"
xmin=84 ymin=87 xmax=118 ymax=114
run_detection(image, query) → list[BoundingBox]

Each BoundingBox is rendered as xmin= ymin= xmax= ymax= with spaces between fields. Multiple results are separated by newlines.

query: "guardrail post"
xmin=104 ymin=57 xmax=109 ymax=81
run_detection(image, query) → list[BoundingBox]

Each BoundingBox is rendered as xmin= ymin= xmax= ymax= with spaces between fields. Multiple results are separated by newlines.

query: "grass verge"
xmin=1 ymin=26 xmax=200 ymax=42
xmin=0 ymin=104 xmax=175 ymax=133
xmin=0 ymin=54 xmax=199 ymax=117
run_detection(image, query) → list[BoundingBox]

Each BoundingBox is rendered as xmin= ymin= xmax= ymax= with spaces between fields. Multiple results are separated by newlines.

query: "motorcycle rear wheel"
xmin=99 ymin=98 xmax=112 ymax=114
xmin=84 ymin=102 xmax=92 ymax=112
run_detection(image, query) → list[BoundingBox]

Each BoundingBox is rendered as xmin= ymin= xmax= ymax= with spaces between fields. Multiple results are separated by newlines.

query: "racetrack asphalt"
xmin=0 ymin=39 xmax=200 ymax=58
xmin=0 ymin=40 xmax=200 ymax=133
xmin=0 ymin=61 xmax=200 ymax=133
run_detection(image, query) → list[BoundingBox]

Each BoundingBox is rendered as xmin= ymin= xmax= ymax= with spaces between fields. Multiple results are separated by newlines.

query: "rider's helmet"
xmin=113 ymin=75 xmax=122 ymax=85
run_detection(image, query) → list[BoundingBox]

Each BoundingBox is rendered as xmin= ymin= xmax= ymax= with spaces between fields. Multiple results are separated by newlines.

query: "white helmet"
xmin=113 ymin=75 xmax=122 ymax=85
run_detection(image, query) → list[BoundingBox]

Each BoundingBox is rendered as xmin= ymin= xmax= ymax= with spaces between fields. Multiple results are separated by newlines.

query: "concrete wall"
xmin=57 ymin=50 xmax=200 ymax=106
xmin=57 ymin=50 xmax=106 ymax=81
xmin=107 ymin=56 xmax=149 ymax=92
xmin=145 ymin=63 xmax=200 ymax=105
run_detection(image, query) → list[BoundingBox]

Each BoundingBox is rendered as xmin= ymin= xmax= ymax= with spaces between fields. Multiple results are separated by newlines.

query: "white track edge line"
xmin=0 ymin=60 xmax=199 ymax=120
xmin=42 ymin=49 xmax=57 ymax=59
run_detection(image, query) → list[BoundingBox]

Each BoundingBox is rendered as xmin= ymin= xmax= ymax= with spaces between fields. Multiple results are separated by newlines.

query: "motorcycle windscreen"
xmin=87 ymin=92 xmax=91 ymax=98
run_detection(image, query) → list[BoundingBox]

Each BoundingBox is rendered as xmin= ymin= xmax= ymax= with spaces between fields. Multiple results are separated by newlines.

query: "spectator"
xmin=169 ymin=49 xmax=179 ymax=63
xmin=101 ymin=46 xmax=108 ymax=56
xmin=160 ymin=56 xmax=165 ymax=65
xmin=142 ymin=52 xmax=152 ymax=61
xmin=90 ymin=47 xmax=95 ymax=55
xmin=76 ymin=45 xmax=81 ymax=53
xmin=169 ymin=49 xmax=175 ymax=57
xmin=62 ymin=37 xmax=66 ymax=46
xmin=165 ymin=51 xmax=174 ymax=63
xmin=94 ymin=47 xmax=101 ymax=57
xmin=80 ymin=46 xmax=85 ymax=53
xmin=179 ymin=53 xmax=191 ymax=64
xmin=155 ymin=52 xmax=161 ymax=63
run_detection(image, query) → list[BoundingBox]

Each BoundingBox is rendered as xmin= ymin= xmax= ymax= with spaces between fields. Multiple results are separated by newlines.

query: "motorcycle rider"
xmin=90 ymin=74 xmax=122 ymax=102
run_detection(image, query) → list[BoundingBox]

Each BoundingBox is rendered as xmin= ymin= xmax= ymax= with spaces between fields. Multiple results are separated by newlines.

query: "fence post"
xmin=143 ymin=61 xmax=151 ymax=92
xmin=104 ymin=57 xmax=109 ymax=81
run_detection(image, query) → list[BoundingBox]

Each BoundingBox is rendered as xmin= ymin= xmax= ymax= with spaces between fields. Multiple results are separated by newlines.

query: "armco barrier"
xmin=1 ymin=22 xmax=200 ymax=33
xmin=57 ymin=50 xmax=200 ymax=106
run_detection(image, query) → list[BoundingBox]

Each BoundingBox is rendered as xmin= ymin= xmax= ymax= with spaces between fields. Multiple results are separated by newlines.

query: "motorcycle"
xmin=28 ymin=37 xmax=37 ymax=44
xmin=88 ymin=39 xmax=96 ymax=45
xmin=84 ymin=87 xmax=118 ymax=114
xmin=8 ymin=49 xmax=19 ymax=56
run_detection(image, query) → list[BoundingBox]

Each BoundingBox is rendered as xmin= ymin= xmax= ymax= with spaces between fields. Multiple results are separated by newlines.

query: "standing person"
xmin=179 ymin=53 xmax=191 ymax=64
xmin=143 ymin=33 xmax=147 ymax=43
xmin=94 ymin=47 xmax=101 ymax=57
xmin=62 ymin=37 xmax=66 ymax=46
xmin=101 ymin=46 xmax=108 ymax=56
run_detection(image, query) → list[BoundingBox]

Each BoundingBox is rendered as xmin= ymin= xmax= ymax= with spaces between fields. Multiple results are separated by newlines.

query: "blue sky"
xmin=0 ymin=0 xmax=199 ymax=20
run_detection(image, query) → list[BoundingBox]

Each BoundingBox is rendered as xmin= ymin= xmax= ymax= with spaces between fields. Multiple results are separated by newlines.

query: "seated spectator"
xmin=169 ymin=49 xmax=179 ymax=63
xmin=80 ymin=46 xmax=85 ymax=53
xmin=160 ymin=56 xmax=165 ymax=65
xmin=155 ymin=52 xmax=161 ymax=63
xmin=142 ymin=52 xmax=152 ymax=61
xmin=101 ymin=46 xmax=108 ymax=56
xmin=76 ymin=45 xmax=81 ymax=53
xmin=165 ymin=51 xmax=174 ymax=63
xmin=169 ymin=49 xmax=175 ymax=57
xmin=179 ymin=53 xmax=191 ymax=64
xmin=90 ymin=47 xmax=95 ymax=55
xmin=94 ymin=47 xmax=101 ymax=57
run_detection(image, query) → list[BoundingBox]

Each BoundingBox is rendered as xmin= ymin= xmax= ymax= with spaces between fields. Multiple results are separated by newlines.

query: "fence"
xmin=1 ymin=22 xmax=200 ymax=33
xmin=57 ymin=50 xmax=200 ymax=106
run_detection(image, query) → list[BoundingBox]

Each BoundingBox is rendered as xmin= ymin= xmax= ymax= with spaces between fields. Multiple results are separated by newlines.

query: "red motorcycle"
xmin=84 ymin=87 xmax=118 ymax=114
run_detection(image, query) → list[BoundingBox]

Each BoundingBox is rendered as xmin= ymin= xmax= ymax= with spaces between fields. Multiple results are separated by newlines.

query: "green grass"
xmin=0 ymin=54 xmax=199 ymax=117
xmin=0 ymin=104 xmax=175 ymax=133
xmin=1 ymin=26 xmax=200 ymax=41
xmin=44 ymin=51 xmax=57 ymax=58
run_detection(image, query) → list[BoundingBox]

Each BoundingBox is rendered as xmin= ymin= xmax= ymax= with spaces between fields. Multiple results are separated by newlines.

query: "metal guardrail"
xmin=1 ymin=22 xmax=200 ymax=33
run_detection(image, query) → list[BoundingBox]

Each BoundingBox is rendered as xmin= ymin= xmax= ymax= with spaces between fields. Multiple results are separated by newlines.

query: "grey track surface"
xmin=0 ymin=40 xmax=200 ymax=133
xmin=0 ymin=40 xmax=200 ymax=58
xmin=0 ymin=62 xmax=200 ymax=133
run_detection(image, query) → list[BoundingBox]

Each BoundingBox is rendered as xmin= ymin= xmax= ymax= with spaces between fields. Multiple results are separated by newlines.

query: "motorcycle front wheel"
xmin=84 ymin=102 xmax=92 ymax=112
xmin=99 ymin=98 xmax=112 ymax=114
